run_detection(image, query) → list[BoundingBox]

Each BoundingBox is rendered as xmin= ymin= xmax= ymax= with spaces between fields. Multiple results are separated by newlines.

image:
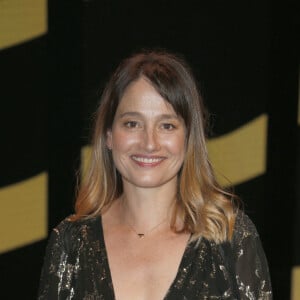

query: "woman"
xmin=38 ymin=50 xmax=272 ymax=299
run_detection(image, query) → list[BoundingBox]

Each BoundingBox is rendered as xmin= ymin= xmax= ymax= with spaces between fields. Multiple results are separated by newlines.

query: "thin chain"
xmin=121 ymin=197 xmax=168 ymax=238
xmin=125 ymin=217 xmax=168 ymax=239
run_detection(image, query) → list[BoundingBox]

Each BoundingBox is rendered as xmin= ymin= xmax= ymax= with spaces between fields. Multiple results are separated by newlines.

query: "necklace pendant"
xmin=137 ymin=233 xmax=145 ymax=238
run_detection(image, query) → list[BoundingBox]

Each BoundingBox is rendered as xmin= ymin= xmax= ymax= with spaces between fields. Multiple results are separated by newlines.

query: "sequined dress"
xmin=38 ymin=212 xmax=272 ymax=299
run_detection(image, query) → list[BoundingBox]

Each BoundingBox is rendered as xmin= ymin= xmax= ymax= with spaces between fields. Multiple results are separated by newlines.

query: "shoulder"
xmin=232 ymin=210 xmax=259 ymax=242
xmin=54 ymin=215 xmax=100 ymax=233
xmin=51 ymin=215 xmax=101 ymax=252
xmin=230 ymin=210 xmax=268 ymax=263
xmin=230 ymin=210 xmax=264 ymax=256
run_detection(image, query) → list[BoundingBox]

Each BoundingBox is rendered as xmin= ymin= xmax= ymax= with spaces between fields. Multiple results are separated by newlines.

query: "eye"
xmin=124 ymin=121 xmax=139 ymax=128
xmin=161 ymin=123 xmax=176 ymax=130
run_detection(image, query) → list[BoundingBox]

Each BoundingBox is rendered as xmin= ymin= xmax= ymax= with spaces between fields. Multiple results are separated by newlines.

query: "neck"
xmin=119 ymin=182 xmax=177 ymax=231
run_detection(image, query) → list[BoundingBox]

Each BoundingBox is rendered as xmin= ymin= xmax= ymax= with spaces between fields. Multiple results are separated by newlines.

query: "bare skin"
xmin=102 ymin=199 xmax=190 ymax=300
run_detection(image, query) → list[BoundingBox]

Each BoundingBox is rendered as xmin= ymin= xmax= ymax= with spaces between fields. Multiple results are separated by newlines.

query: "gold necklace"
xmin=121 ymin=197 xmax=168 ymax=238
xmin=125 ymin=217 xmax=168 ymax=239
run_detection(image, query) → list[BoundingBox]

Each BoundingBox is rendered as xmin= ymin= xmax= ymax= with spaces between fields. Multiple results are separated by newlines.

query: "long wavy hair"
xmin=73 ymin=50 xmax=237 ymax=243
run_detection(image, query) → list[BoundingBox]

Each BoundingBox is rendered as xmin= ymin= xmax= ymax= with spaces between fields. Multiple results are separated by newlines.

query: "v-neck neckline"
xmin=96 ymin=215 xmax=193 ymax=300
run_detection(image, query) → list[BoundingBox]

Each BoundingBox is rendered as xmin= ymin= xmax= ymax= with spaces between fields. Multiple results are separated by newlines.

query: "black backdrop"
xmin=0 ymin=1 xmax=299 ymax=299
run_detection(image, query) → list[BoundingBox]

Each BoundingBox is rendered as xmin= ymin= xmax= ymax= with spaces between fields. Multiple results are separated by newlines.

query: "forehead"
xmin=116 ymin=77 xmax=177 ymax=116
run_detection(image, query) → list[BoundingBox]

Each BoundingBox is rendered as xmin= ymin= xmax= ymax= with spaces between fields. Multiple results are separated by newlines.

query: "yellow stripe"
xmin=0 ymin=173 xmax=47 ymax=254
xmin=207 ymin=114 xmax=268 ymax=186
xmin=0 ymin=0 xmax=47 ymax=50
xmin=292 ymin=266 xmax=300 ymax=300
xmin=81 ymin=146 xmax=92 ymax=180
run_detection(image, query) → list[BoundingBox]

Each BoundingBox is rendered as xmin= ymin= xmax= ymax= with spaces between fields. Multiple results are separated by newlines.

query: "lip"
xmin=131 ymin=155 xmax=165 ymax=167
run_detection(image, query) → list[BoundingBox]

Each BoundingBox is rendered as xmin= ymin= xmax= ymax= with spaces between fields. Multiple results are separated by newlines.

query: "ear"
xmin=106 ymin=129 xmax=112 ymax=150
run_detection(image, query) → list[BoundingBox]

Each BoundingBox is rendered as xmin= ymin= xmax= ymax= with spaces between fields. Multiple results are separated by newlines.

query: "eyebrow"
xmin=118 ymin=111 xmax=180 ymax=120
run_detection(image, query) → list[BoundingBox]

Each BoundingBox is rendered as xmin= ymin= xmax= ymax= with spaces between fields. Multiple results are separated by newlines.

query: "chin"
xmin=132 ymin=181 xmax=163 ymax=189
xmin=125 ymin=176 xmax=177 ymax=189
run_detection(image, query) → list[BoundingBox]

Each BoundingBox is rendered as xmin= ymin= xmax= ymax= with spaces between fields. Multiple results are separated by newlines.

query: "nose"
xmin=142 ymin=127 xmax=160 ymax=152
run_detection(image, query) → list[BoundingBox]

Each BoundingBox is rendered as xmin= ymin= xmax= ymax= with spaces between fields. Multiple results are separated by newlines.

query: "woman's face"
xmin=106 ymin=77 xmax=186 ymax=190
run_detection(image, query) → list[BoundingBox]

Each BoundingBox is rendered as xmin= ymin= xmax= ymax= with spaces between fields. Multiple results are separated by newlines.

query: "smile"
xmin=131 ymin=155 xmax=165 ymax=164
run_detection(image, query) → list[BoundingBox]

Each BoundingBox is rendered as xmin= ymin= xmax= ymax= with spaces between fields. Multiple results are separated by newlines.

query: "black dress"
xmin=38 ymin=212 xmax=272 ymax=299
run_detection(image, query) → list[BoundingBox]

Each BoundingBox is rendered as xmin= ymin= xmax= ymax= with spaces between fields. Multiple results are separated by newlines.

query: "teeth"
xmin=132 ymin=156 xmax=163 ymax=163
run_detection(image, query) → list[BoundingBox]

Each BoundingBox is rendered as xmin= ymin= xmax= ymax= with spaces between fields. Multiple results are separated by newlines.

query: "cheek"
xmin=112 ymin=131 xmax=138 ymax=151
xmin=164 ymin=135 xmax=186 ymax=153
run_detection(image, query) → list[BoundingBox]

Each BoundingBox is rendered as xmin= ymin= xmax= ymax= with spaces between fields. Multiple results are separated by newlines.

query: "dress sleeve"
xmin=232 ymin=213 xmax=272 ymax=299
xmin=37 ymin=221 xmax=72 ymax=299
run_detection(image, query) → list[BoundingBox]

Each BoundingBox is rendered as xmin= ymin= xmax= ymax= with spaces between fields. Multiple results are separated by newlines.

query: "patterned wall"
xmin=0 ymin=0 xmax=48 ymax=253
xmin=0 ymin=1 xmax=298 ymax=299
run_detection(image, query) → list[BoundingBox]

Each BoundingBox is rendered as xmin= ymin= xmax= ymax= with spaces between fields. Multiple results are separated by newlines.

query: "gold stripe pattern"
xmin=0 ymin=0 xmax=47 ymax=50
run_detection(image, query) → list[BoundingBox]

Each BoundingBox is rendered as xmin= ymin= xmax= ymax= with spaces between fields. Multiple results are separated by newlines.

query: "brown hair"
xmin=73 ymin=49 xmax=237 ymax=243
